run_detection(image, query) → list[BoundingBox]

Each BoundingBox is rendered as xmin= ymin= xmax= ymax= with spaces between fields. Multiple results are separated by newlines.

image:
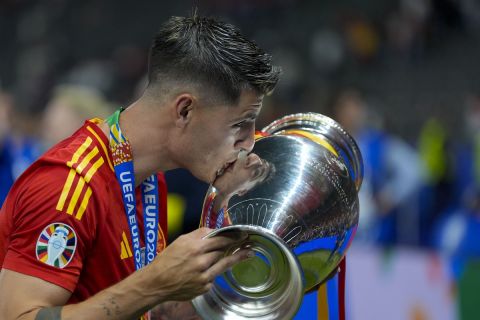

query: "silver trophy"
xmin=193 ymin=113 xmax=363 ymax=319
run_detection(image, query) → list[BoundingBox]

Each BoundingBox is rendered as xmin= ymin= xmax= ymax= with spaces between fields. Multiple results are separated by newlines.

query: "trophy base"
xmin=192 ymin=225 xmax=304 ymax=320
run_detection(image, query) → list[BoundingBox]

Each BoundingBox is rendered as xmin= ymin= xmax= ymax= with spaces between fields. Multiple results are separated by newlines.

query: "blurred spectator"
xmin=41 ymin=85 xmax=114 ymax=149
xmin=332 ymin=89 xmax=423 ymax=245
xmin=417 ymin=117 xmax=454 ymax=246
xmin=310 ymin=29 xmax=345 ymax=74
xmin=433 ymin=187 xmax=480 ymax=280
xmin=452 ymin=93 xmax=480 ymax=205
xmin=0 ymin=92 xmax=14 ymax=205
xmin=341 ymin=14 xmax=380 ymax=63
xmin=0 ymin=91 xmax=42 ymax=206
xmin=65 ymin=61 xmax=115 ymax=100
xmin=385 ymin=0 xmax=431 ymax=60
xmin=430 ymin=93 xmax=480 ymax=280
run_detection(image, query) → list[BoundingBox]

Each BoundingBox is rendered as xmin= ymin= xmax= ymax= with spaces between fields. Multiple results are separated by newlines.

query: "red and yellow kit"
xmin=0 ymin=120 xmax=168 ymax=303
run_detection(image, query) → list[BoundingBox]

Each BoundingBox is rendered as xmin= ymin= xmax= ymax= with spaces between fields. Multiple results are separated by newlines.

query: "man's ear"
xmin=174 ymin=94 xmax=195 ymax=128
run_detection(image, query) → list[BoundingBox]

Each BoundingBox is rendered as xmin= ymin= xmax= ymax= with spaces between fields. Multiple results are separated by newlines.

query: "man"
xmin=41 ymin=84 xmax=114 ymax=149
xmin=0 ymin=91 xmax=14 ymax=205
xmin=0 ymin=15 xmax=281 ymax=319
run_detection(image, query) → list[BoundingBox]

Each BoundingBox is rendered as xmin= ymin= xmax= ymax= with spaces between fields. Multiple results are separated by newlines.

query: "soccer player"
xmin=0 ymin=15 xmax=281 ymax=319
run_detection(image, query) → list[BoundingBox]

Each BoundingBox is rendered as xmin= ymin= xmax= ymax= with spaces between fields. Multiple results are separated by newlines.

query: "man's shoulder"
xmin=8 ymin=122 xmax=115 ymax=220
xmin=44 ymin=121 xmax=113 ymax=175
xmin=47 ymin=122 xmax=115 ymax=214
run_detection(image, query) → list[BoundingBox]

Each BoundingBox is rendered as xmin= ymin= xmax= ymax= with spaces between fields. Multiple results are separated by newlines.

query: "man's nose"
xmin=235 ymin=128 xmax=255 ymax=153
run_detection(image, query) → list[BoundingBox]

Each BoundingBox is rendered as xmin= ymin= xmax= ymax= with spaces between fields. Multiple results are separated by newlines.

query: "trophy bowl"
xmin=192 ymin=113 xmax=363 ymax=320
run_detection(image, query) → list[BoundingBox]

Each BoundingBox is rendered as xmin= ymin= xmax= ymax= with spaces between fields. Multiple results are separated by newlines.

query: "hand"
xmin=145 ymin=227 xmax=252 ymax=302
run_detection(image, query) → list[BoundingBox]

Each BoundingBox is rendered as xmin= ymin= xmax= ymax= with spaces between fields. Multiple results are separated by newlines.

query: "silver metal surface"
xmin=192 ymin=225 xmax=304 ymax=320
xmin=193 ymin=113 xmax=363 ymax=319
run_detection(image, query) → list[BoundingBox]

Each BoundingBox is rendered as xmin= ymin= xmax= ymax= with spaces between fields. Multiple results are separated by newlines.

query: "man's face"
xmin=181 ymin=89 xmax=264 ymax=184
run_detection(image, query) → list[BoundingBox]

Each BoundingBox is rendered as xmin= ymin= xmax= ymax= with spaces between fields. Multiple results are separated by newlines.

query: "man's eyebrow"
xmin=245 ymin=112 xmax=258 ymax=119
xmin=233 ymin=111 xmax=258 ymax=122
xmin=242 ymin=113 xmax=259 ymax=123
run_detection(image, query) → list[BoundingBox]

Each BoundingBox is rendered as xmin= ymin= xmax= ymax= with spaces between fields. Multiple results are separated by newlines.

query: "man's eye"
xmin=234 ymin=120 xmax=248 ymax=127
xmin=238 ymin=116 xmax=257 ymax=126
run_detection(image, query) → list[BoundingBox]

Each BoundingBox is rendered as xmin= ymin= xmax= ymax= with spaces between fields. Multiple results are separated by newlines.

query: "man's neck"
xmin=100 ymin=100 xmax=175 ymax=186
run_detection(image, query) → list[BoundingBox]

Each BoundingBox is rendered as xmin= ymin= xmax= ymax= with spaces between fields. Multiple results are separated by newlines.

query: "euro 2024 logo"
xmin=36 ymin=223 xmax=77 ymax=268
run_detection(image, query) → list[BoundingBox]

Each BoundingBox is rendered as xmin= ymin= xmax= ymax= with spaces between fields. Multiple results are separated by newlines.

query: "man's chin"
xmin=186 ymin=168 xmax=214 ymax=185
xmin=210 ymin=172 xmax=222 ymax=187
xmin=207 ymin=171 xmax=221 ymax=186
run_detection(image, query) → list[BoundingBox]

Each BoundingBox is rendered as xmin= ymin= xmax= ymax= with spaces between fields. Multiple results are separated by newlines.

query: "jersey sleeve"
xmin=1 ymin=163 xmax=100 ymax=292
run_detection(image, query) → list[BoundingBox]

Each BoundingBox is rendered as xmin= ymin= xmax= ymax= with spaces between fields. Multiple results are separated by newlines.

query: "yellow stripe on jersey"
xmin=56 ymin=169 xmax=77 ymax=211
xmin=87 ymin=125 xmax=114 ymax=171
xmin=84 ymin=157 xmax=104 ymax=182
xmin=66 ymin=137 xmax=92 ymax=167
xmin=89 ymin=118 xmax=103 ymax=124
xmin=122 ymin=231 xmax=133 ymax=257
xmin=76 ymin=147 xmax=99 ymax=174
xmin=67 ymin=177 xmax=86 ymax=215
xmin=57 ymin=138 xmax=92 ymax=211
xmin=75 ymin=186 xmax=92 ymax=220
xmin=120 ymin=241 xmax=129 ymax=260
xmin=57 ymin=134 xmax=105 ymax=219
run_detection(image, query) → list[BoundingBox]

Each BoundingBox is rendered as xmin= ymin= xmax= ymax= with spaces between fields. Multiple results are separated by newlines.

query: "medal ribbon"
xmin=107 ymin=109 xmax=159 ymax=270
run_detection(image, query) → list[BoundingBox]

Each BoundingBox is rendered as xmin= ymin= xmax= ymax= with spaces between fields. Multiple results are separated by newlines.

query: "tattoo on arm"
xmin=100 ymin=296 xmax=122 ymax=318
xmin=35 ymin=307 xmax=63 ymax=320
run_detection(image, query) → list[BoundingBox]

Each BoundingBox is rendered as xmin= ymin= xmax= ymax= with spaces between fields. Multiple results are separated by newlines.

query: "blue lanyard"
xmin=107 ymin=109 xmax=159 ymax=270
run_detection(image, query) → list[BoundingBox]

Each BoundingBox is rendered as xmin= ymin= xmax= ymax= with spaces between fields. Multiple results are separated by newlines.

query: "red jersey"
xmin=0 ymin=119 xmax=168 ymax=303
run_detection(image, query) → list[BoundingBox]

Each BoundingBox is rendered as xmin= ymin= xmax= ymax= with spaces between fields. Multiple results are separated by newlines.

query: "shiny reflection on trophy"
xmin=192 ymin=113 xmax=363 ymax=320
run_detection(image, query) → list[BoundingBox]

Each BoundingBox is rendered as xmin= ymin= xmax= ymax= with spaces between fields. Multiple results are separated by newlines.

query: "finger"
xmin=212 ymin=230 xmax=248 ymax=241
xmin=195 ymin=227 xmax=214 ymax=238
xmin=202 ymin=236 xmax=240 ymax=253
xmin=202 ymin=228 xmax=248 ymax=242
xmin=201 ymin=232 xmax=248 ymax=252
xmin=205 ymin=248 xmax=253 ymax=279
xmin=196 ymin=250 xmax=225 ymax=271
xmin=205 ymin=229 xmax=248 ymax=240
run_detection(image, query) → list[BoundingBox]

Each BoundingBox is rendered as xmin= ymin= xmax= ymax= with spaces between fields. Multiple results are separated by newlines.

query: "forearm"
xmin=3 ymin=227 xmax=248 ymax=320
xmin=33 ymin=266 xmax=163 ymax=320
xmin=150 ymin=301 xmax=201 ymax=320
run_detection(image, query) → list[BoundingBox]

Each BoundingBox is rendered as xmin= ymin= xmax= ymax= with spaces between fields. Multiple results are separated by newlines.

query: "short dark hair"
xmin=147 ymin=15 xmax=281 ymax=104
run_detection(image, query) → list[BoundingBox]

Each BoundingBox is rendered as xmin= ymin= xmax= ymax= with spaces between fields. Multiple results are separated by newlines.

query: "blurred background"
xmin=1 ymin=0 xmax=480 ymax=319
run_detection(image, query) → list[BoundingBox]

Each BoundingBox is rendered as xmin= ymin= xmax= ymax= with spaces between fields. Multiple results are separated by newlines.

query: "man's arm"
xmin=0 ymin=228 xmax=250 ymax=320
xmin=150 ymin=301 xmax=201 ymax=320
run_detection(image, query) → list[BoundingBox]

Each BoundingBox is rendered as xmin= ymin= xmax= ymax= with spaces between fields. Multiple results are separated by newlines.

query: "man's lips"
xmin=216 ymin=159 xmax=237 ymax=177
xmin=214 ymin=150 xmax=252 ymax=180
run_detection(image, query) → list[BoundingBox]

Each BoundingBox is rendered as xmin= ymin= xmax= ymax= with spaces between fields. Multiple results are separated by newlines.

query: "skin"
xmin=0 ymin=86 xmax=265 ymax=320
